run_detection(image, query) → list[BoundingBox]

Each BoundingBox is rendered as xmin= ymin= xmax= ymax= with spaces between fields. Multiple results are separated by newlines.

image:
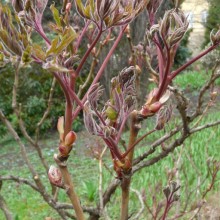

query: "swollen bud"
xmin=64 ymin=131 xmax=77 ymax=146
xmin=48 ymin=165 xmax=63 ymax=187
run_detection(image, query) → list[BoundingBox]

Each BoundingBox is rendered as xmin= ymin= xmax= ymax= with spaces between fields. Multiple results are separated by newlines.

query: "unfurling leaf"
xmin=87 ymin=83 xmax=104 ymax=110
xmin=83 ymin=102 xmax=101 ymax=135
xmin=50 ymin=3 xmax=61 ymax=27
xmin=57 ymin=116 xmax=64 ymax=141
xmin=22 ymin=45 xmax=32 ymax=64
xmin=105 ymin=105 xmax=118 ymax=121
xmin=74 ymin=0 xmax=148 ymax=29
xmin=46 ymin=27 xmax=77 ymax=56
xmin=155 ymin=103 xmax=172 ymax=130
xmin=43 ymin=60 xmax=70 ymax=72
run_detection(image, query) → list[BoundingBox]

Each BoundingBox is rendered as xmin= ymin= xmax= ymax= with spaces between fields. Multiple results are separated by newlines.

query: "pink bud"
xmin=48 ymin=165 xmax=63 ymax=187
xmin=66 ymin=3 xmax=72 ymax=11
xmin=64 ymin=131 xmax=77 ymax=146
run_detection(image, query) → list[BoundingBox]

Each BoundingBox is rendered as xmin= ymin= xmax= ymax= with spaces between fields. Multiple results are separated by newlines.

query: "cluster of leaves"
xmin=84 ymin=67 xmax=137 ymax=163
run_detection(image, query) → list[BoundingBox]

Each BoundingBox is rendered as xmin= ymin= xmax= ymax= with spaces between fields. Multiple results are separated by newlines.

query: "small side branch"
xmin=0 ymin=194 xmax=13 ymax=220
xmin=0 ymin=176 xmax=38 ymax=192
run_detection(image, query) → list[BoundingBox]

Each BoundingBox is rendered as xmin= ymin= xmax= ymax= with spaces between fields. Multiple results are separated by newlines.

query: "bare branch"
xmin=35 ymin=77 xmax=56 ymax=143
xmin=0 ymin=110 xmax=68 ymax=219
xmin=133 ymin=126 xmax=181 ymax=165
xmin=171 ymin=86 xmax=190 ymax=135
xmin=133 ymin=118 xmax=220 ymax=173
xmin=0 ymin=192 xmax=13 ymax=220
xmin=191 ymin=69 xmax=220 ymax=120
xmin=0 ymin=176 xmax=38 ymax=191
xmin=130 ymin=188 xmax=145 ymax=220
xmin=11 ymin=64 xmax=49 ymax=172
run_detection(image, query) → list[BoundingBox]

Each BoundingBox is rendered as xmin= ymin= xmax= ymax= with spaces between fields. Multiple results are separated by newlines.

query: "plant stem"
xmin=122 ymin=128 xmax=156 ymax=158
xmin=161 ymin=199 xmax=170 ymax=220
xmin=120 ymin=111 xmax=141 ymax=220
xmin=72 ymin=25 xmax=127 ymax=120
xmin=55 ymin=156 xmax=85 ymax=220
xmin=170 ymin=43 xmax=220 ymax=80
xmin=75 ymin=21 xmax=90 ymax=51
xmin=76 ymin=26 xmax=103 ymax=75
xmin=156 ymin=40 xmax=171 ymax=100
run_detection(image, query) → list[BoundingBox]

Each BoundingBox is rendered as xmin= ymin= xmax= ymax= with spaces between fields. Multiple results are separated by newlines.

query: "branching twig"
xmin=130 ymin=188 xmax=145 ymax=220
xmin=0 ymin=176 xmax=38 ymax=191
xmin=0 ymin=194 xmax=13 ymax=220
xmin=11 ymin=63 xmax=49 ymax=172
xmin=35 ymin=77 xmax=56 ymax=143
xmin=0 ymin=110 xmax=68 ymax=219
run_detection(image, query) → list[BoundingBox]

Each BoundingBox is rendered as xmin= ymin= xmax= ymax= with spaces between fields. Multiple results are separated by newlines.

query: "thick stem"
xmin=120 ymin=111 xmax=141 ymax=220
xmin=55 ymin=156 xmax=85 ymax=220
xmin=120 ymin=178 xmax=131 ymax=220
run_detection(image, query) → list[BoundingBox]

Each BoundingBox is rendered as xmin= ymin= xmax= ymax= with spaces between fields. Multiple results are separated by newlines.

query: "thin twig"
xmin=130 ymin=188 xmax=145 ymax=220
xmin=12 ymin=63 xmax=49 ymax=172
xmin=35 ymin=77 xmax=56 ymax=143
xmin=0 ymin=110 xmax=68 ymax=219
xmin=72 ymin=25 xmax=128 ymax=120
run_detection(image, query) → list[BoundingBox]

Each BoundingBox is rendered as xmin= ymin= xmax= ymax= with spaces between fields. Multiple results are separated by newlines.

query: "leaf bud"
xmin=163 ymin=186 xmax=171 ymax=200
xmin=135 ymin=65 xmax=142 ymax=75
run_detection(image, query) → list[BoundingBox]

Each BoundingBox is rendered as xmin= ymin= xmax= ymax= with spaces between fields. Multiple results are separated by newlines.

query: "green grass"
xmin=173 ymin=69 xmax=220 ymax=91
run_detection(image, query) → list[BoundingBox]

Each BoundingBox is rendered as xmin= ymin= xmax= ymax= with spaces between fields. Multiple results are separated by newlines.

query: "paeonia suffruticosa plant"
xmin=0 ymin=0 xmax=220 ymax=219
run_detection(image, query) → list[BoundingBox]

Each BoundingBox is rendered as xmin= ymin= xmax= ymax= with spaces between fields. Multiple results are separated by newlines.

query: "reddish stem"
xmin=122 ymin=129 xmax=156 ymax=158
xmin=156 ymin=40 xmax=171 ymax=101
xmin=170 ymin=43 xmax=220 ymax=80
xmin=103 ymin=138 xmax=123 ymax=160
xmin=76 ymin=26 xmax=103 ymax=75
xmin=116 ymin=113 xmax=129 ymax=144
xmin=75 ymin=21 xmax=91 ymax=51
xmin=35 ymin=23 xmax=51 ymax=46
xmin=72 ymin=25 xmax=128 ymax=120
